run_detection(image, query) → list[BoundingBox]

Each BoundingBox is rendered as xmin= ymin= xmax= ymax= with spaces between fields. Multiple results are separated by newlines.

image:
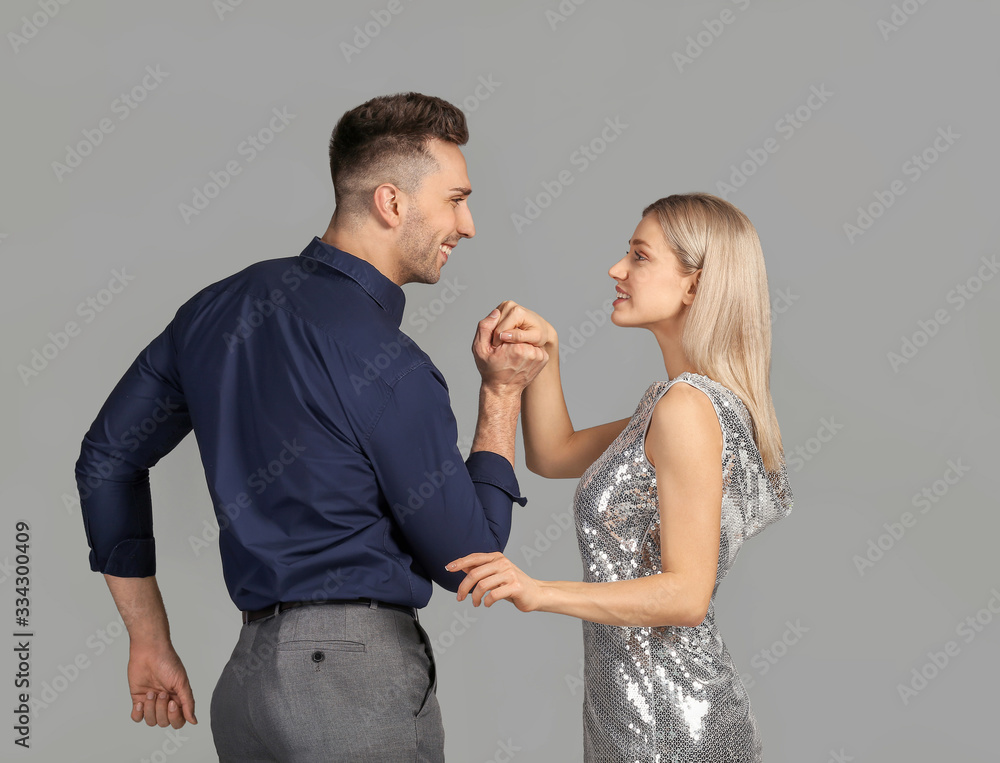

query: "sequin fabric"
xmin=572 ymin=373 xmax=794 ymax=762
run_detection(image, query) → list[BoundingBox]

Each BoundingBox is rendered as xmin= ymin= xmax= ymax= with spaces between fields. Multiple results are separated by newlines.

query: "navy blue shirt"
xmin=75 ymin=237 xmax=527 ymax=611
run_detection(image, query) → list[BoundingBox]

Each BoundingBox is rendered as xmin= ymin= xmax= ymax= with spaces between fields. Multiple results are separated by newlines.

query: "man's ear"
xmin=373 ymin=184 xmax=403 ymax=228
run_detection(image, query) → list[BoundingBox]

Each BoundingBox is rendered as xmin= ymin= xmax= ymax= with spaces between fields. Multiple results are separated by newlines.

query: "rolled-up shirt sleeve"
xmin=75 ymin=321 xmax=192 ymax=577
xmin=364 ymin=364 xmax=527 ymax=593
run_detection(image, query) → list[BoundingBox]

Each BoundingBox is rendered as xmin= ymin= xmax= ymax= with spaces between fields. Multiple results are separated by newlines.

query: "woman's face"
xmin=608 ymin=214 xmax=700 ymax=330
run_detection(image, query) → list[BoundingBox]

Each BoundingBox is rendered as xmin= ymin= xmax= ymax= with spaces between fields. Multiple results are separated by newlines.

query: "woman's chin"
xmin=610 ymin=311 xmax=629 ymax=327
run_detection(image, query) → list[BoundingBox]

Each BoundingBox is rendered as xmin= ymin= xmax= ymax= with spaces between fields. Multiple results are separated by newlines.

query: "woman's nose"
xmin=608 ymin=257 xmax=627 ymax=280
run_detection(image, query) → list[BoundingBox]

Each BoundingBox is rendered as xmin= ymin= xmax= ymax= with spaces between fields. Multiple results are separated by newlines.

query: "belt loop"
xmin=369 ymin=599 xmax=378 ymax=611
xmin=273 ymin=602 xmax=282 ymax=618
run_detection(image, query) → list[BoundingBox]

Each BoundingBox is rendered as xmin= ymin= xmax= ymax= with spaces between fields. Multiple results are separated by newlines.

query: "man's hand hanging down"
xmin=104 ymin=575 xmax=198 ymax=729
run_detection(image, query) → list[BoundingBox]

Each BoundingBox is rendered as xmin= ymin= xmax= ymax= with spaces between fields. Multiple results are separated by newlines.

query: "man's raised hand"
xmin=472 ymin=308 xmax=549 ymax=393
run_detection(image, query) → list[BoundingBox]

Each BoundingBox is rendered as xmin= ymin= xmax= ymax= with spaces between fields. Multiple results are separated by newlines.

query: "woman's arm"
xmin=491 ymin=301 xmax=630 ymax=479
xmin=447 ymin=381 xmax=723 ymax=628
xmin=521 ymin=339 xmax=631 ymax=479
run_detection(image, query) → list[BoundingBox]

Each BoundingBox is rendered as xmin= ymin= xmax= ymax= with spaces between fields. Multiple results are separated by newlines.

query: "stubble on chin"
xmin=396 ymin=211 xmax=442 ymax=285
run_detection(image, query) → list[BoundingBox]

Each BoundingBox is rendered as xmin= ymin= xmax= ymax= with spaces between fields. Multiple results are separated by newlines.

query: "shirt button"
xmin=312 ymin=651 xmax=324 ymax=663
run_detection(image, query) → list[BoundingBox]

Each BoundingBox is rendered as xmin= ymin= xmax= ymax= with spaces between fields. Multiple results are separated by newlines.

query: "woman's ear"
xmin=684 ymin=268 xmax=702 ymax=304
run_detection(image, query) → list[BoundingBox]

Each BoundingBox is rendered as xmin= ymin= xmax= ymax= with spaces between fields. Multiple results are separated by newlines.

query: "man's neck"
xmin=321 ymin=225 xmax=402 ymax=285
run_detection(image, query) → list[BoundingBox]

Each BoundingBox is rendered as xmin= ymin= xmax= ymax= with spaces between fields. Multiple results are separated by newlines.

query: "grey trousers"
xmin=210 ymin=600 xmax=445 ymax=762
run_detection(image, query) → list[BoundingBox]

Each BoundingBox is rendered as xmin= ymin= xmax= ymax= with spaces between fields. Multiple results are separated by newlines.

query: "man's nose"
xmin=458 ymin=204 xmax=475 ymax=238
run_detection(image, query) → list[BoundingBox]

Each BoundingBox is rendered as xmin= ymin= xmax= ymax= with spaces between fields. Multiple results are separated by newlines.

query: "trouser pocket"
xmin=411 ymin=618 xmax=438 ymax=718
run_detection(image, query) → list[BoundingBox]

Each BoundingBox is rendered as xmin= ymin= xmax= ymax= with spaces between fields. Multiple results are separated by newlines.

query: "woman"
xmin=447 ymin=192 xmax=794 ymax=761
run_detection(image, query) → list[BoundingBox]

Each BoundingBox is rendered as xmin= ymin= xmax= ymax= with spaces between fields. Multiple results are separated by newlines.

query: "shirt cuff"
xmin=465 ymin=450 xmax=528 ymax=507
xmin=92 ymin=538 xmax=157 ymax=577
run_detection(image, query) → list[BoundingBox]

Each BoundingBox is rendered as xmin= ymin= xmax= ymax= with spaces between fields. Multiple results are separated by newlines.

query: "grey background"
xmin=3 ymin=0 xmax=998 ymax=760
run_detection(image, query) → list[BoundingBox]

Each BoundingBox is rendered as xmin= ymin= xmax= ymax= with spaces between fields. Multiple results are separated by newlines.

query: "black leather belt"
xmin=242 ymin=598 xmax=416 ymax=625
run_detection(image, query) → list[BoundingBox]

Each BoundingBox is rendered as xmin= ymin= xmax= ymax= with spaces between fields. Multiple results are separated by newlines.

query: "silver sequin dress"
xmin=572 ymin=373 xmax=794 ymax=762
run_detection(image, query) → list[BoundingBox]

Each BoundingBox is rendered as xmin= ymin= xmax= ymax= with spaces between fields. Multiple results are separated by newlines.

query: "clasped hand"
xmin=472 ymin=301 xmax=555 ymax=391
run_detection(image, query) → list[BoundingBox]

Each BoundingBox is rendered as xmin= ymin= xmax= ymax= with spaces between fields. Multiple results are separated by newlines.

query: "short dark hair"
xmin=328 ymin=92 xmax=469 ymax=221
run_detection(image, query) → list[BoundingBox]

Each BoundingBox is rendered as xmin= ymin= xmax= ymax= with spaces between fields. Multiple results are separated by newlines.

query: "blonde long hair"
xmin=642 ymin=192 xmax=785 ymax=473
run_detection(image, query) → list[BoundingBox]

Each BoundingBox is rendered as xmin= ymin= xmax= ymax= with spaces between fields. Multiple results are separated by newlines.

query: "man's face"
xmin=396 ymin=139 xmax=475 ymax=285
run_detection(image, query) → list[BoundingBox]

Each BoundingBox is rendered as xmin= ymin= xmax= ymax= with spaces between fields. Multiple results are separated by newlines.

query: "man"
xmin=75 ymin=92 xmax=547 ymax=762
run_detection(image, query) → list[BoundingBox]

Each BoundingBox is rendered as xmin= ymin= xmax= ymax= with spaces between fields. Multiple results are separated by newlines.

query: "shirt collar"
xmin=300 ymin=237 xmax=406 ymax=326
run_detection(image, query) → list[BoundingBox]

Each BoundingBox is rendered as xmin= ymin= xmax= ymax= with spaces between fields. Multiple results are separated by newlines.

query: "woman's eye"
xmin=632 ymin=251 xmax=646 ymax=261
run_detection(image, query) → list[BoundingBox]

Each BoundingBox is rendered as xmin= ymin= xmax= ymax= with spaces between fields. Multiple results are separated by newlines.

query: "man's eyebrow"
xmin=448 ymin=187 xmax=472 ymax=195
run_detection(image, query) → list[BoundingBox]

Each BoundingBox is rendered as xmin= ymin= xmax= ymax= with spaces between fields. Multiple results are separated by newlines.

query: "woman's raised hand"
xmin=491 ymin=301 xmax=556 ymax=351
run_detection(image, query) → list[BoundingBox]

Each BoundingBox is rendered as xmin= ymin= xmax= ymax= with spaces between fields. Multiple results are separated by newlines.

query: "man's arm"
xmin=75 ymin=317 xmax=198 ymax=728
xmin=364 ymin=310 xmax=547 ymax=592
xmin=103 ymin=575 xmax=198 ymax=728
xmin=470 ymin=307 xmax=547 ymax=465
xmin=469 ymin=385 xmax=521 ymax=467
